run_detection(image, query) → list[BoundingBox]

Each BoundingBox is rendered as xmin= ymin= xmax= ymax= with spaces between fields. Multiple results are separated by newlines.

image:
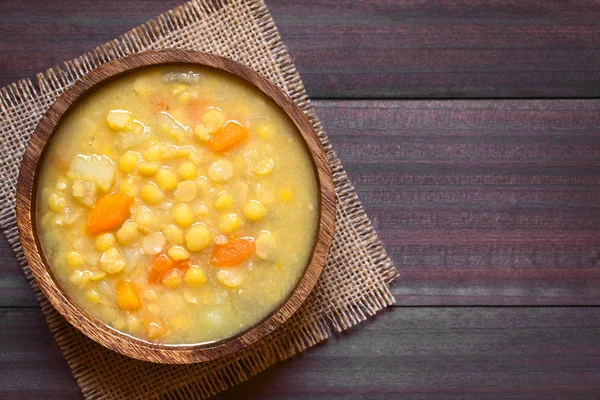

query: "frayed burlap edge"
xmin=0 ymin=0 xmax=398 ymax=398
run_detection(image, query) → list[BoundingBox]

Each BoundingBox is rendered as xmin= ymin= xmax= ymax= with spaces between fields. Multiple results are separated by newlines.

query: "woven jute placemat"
xmin=0 ymin=0 xmax=398 ymax=398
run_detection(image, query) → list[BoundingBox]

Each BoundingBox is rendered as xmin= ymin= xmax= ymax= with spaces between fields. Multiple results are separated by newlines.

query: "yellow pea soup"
xmin=37 ymin=66 xmax=318 ymax=344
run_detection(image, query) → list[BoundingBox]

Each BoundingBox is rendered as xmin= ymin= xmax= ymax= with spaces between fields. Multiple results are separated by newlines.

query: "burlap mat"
xmin=0 ymin=0 xmax=398 ymax=398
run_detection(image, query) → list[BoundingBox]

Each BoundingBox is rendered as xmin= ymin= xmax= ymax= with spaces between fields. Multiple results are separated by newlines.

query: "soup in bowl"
xmin=16 ymin=50 xmax=335 ymax=363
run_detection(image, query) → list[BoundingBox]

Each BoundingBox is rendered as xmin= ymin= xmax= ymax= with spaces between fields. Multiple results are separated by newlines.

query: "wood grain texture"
xmin=315 ymin=99 xmax=600 ymax=305
xmin=3 ymin=307 xmax=600 ymax=400
xmin=0 ymin=309 xmax=81 ymax=400
xmin=15 ymin=50 xmax=335 ymax=364
xmin=2 ymin=0 xmax=600 ymax=98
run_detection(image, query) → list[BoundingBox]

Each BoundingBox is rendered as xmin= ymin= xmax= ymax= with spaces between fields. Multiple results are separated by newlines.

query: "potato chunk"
xmin=68 ymin=154 xmax=116 ymax=192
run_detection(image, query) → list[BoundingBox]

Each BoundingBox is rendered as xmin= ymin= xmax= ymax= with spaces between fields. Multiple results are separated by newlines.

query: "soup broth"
xmin=36 ymin=65 xmax=318 ymax=344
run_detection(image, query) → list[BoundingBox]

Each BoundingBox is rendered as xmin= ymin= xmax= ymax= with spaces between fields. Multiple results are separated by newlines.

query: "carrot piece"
xmin=174 ymin=259 xmax=193 ymax=274
xmin=209 ymin=121 xmax=249 ymax=152
xmin=210 ymin=236 xmax=255 ymax=267
xmin=148 ymin=253 xmax=175 ymax=283
xmin=115 ymin=280 xmax=142 ymax=310
xmin=144 ymin=316 xmax=168 ymax=339
xmin=148 ymin=252 xmax=191 ymax=284
xmin=86 ymin=192 xmax=133 ymax=235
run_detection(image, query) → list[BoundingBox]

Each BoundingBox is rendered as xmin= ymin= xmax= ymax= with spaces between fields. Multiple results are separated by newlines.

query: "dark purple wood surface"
xmin=3 ymin=307 xmax=600 ymax=400
xmin=1 ymin=0 xmax=600 ymax=399
xmin=319 ymin=100 xmax=600 ymax=306
xmin=2 ymin=0 xmax=600 ymax=98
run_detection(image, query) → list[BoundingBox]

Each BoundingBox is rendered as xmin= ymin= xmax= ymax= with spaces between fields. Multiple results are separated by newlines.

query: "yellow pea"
xmin=214 ymin=192 xmax=233 ymax=210
xmin=177 ymin=161 xmax=198 ymax=180
xmin=202 ymin=108 xmax=226 ymax=133
xmin=172 ymin=204 xmax=194 ymax=228
xmin=143 ymin=289 xmax=158 ymax=301
xmin=184 ymin=266 xmax=207 ymax=287
xmin=144 ymin=144 xmax=162 ymax=162
xmin=126 ymin=120 xmax=144 ymax=135
xmin=66 ymin=251 xmax=85 ymax=268
xmin=188 ymin=151 xmax=203 ymax=166
xmin=254 ymin=158 xmax=275 ymax=176
xmin=106 ymin=110 xmax=132 ymax=130
xmin=69 ymin=270 xmax=91 ymax=288
xmin=218 ymin=213 xmax=240 ymax=233
xmin=174 ymin=180 xmax=197 ymax=202
xmin=243 ymin=200 xmax=267 ymax=221
xmin=100 ymin=247 xmax=126 ymax=274
xmin=48 ymin=193 xmax=66 ymax=212
xmin=89 ymin=270 xmax=106 ymax=281
xmin=116 ymin=221 xmax=140 ymax=245
xmin=194 ymin=124 xmax=210 ymax=141
xmin=278 ymin=188 xmax=293 ymax=202
xmin=95 ymin=233 xmax=116 ymax=252
xmin=184 ymin=224 xmax=211 ymax=252
xmin=163 ymin=224 xmax=184 ymax=245
xmin=255 ymin=231 xmax=276 ymax=260
xmin=175 ymin=147 xmax=193 ymax=158
xmin=172 ymin=84 xmax=187 ymax=96
xmin=193 ymin=203 xmax=209 ymax=217
xmin=119 ymin=151 xmax=140 ymax=173
xmin=160 ymin=143 xmax=177 ymax=160
xmin=140 ymin=183 xmax=164 ymax=205
xmin=119 ymin=180 xmax=138 ymax=197
xmin=86 ymin=289 xmax=101 ymax=304
xmin=138 ymin=162 xmax=159 ymax=177
xmin=167 ymin=245 xmax=190 ymax=261
xmin=257 ymin=123 xmax=276 ymax=140
xmin=216 ymin=268 xmax=244 ymax=288
xmin=155 ymin=167 xmax=178 ymax=191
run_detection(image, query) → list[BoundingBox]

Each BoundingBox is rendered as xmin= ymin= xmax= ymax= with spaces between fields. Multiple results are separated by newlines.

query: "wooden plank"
xmin=0 ymin=309 xmax=81 ymax=400
xmin=1 ymin=0 xmax=600 ymax=98
xmin=314 ymin=99 xmax=600 ymax=305
xmin=0 ymin=237 xmax=36 ymax=307
xmin=3 ymin=307 xmax=600 ymax=399
xmin=217 ymin=307 xmax=600 ymax=399
xmin=2 ymin=99 xmax=600 ymax=306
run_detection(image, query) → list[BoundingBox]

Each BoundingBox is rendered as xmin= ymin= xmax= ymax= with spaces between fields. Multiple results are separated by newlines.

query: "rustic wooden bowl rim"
xmin=15 ymin=50 xmax=335 ymax=364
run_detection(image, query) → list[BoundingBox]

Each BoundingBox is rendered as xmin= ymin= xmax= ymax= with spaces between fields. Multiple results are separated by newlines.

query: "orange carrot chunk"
xmin=116 ymin=280 xmax=142 ymax=310
xmin=148 ymin=252 xmax=191 ymax=284
xmin=209 ymin=121 xmax=248 ymax=152
xmin=148 ymin=253 xmax=175 ymax=283
xmin=86 ymin=192 xmax=133 ymax=235
xmin=210 ymin=236 xmax=255 ymax=267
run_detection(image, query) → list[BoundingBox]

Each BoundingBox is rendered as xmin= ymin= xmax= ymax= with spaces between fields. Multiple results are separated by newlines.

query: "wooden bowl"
xmin=15 ymin=50 xmax=335 ymax=364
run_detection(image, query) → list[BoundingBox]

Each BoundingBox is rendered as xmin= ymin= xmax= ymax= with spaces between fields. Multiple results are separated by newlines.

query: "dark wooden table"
xmin=2 ymin=1 xmax=600 ymax=398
